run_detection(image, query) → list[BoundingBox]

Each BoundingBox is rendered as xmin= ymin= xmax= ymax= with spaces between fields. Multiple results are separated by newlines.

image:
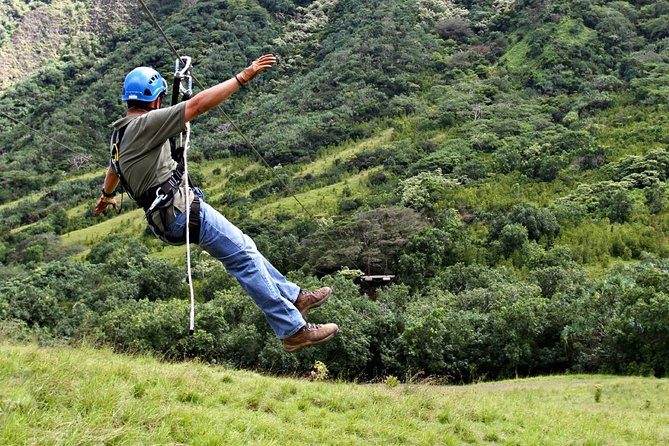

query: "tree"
xmin=497 ymin=223 xmax=529 ymax=257
xmin=398 ymin=169 xmax=457 ymax=214
xmin=436 ymin=16 xmax=473 ymax=41
xmin=397 ymin=227 xmax=451 ymax=288
xmin=49 ymin=208 xmax=69 ymax=235
xmin=506 ymin=204 xmax=560 ymax=244
xmin=301 ymin=208 xmax=427 ymax=274
xmin=601 ymin=190 xmax=634 ymax=223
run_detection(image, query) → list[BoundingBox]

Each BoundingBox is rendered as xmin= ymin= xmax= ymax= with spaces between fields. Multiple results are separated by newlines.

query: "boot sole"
xmin=283 ymin=327 xmax=339 ymax=353
xmin=298 ymin=288 xmax=332 ymax=317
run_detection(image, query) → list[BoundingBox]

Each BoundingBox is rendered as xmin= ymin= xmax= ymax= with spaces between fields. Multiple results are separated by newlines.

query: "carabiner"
xmin=147 ymin=192 xmax=168 ymax=214
xmin=174 ymin=56 xmax=193 ymax=100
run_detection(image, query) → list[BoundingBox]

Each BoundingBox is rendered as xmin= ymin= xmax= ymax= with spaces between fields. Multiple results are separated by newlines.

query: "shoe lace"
xmin=304 ymin=322 xmax=321 ymax=330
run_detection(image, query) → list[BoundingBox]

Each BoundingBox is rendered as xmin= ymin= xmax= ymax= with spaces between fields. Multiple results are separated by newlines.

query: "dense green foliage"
xmin=3 ymin=236 xmax=669 ymax=381
xmin=1 ymin=0 xmax=669 ymax=381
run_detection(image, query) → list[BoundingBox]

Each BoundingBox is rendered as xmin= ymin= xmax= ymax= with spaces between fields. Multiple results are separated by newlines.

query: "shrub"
xmin=3 ymin=283 xmax=63 ymax=329
xmin=498 ymin=223 xmax=529 ymax=257
xmin=340 ymin=198 xmax=363 ymax=212
xmin=436 ymin=17 xmax=473 ymax=41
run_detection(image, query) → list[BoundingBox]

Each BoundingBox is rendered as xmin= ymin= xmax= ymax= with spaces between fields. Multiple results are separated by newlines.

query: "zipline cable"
xmin=136 ymin=0 xmax=318 ymax=222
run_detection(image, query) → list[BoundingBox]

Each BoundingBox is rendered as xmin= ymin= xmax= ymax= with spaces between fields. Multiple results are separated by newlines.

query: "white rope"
xmin=182 ymin=123 xmax=196 ymax=334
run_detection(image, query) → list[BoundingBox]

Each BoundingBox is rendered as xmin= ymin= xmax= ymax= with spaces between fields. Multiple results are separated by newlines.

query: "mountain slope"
xmin=1 ymin=0 xmax=669 ymax=382
xmin=0 ymin=0 xmax=138 ymax=92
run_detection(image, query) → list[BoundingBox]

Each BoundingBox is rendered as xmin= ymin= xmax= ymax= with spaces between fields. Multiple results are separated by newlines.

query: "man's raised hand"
xmin=236 ymin=54 xmax=277 ymax=85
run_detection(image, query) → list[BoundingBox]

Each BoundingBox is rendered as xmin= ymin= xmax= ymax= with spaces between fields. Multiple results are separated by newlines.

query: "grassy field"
xmin=251 ymin=169 xmax=379 ymax=219
xmin=60 ymin=209 xmax=146 ymax=247
xmin=1 ymin=343 xmax=667 ymax=445
xmin=0 ymin=170 xmax=102 ymax=212
xmin=304 ymin=129 xmax=394 ymax=177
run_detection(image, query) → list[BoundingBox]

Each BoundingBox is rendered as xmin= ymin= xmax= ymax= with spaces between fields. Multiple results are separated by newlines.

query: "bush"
xmin=136 ymin=257 xmax=184 ymax=301
xmin=566 ymin=261 xmax=669 ymax=377
xmin=436 ymin=17 xmax=473 ymax=41
xmin=498 ymin=223 xmax=529 ymax=257
xmin=490 ymin=204 xmax=561 ymax=244
xmin=3 ymin=283 xmax=64 ymax=329
xmin=340 ymin=198 xmax=363 ymax=212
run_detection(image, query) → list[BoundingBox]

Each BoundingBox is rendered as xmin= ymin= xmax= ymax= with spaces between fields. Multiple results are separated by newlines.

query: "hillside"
xmin=2 ymin=342 xmax=668 ymax=445
xmin=1 ymin=0 xmax=669 ymax=382
xmin=0 ymin=0 xmax=138 ymax=92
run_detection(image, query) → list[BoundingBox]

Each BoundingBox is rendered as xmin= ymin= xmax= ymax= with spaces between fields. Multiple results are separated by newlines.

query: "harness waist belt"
xmin=136 ymin=163 xmax=186 ymax=210
xmin=137 ymin=167 xmax=201 ymax=245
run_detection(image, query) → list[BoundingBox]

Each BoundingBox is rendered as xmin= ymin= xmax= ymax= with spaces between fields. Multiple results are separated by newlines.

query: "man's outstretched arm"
xmin=184 ymin=54 xmax=276 ymax=123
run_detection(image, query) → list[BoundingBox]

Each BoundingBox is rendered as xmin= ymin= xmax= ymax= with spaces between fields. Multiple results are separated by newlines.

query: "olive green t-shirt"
xmin=111 ymin=102 xmax=191 ymax=211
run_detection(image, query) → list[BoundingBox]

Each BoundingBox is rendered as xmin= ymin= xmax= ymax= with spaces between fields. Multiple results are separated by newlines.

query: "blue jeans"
xmin=164 ymin=190 xmax=305 ymax=339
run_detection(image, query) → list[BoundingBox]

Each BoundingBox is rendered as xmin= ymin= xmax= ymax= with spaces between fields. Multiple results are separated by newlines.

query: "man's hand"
xmin=236 ymin=54 xmax=277 ymax=85
xmin=93 ymin=195 xmax=117 ymax=216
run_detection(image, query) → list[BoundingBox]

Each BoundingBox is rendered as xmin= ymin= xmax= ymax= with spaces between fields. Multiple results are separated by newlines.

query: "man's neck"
xmin=127 ymin=107 xmax=150 ymax=116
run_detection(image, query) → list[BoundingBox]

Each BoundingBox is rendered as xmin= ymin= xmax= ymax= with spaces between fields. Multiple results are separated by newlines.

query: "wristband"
xmin=101 ymin=188 xmax=116 ymax=198
xmin=234 ymin=74 xmax=245 ymax=87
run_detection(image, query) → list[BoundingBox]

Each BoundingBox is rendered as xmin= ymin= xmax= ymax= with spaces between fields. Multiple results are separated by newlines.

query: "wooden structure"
xmin=357 ymin=274 xmax=395 ymax=300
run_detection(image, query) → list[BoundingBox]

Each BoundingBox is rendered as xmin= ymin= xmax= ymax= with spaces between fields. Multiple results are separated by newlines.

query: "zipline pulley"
xmin=170 ymin=56 xmax=193 ymax=162
xmin=172 ymin=56 xmax=193 ymax=104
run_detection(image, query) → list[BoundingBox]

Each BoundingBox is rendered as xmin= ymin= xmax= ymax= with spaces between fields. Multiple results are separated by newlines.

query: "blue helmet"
xmin=121 ymin=67 xmax=168 ymax=102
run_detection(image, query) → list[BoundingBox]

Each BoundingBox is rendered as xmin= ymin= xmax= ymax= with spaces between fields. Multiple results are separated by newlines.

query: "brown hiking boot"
xmin=294 ymin=287 xmax=332 ymax=316
xmin=283 ymin=323 xmax=339 ymax=353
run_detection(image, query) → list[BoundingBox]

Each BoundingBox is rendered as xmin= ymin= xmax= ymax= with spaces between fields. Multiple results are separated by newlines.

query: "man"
xmin=93 ymin=54 xmax=338 ymax=352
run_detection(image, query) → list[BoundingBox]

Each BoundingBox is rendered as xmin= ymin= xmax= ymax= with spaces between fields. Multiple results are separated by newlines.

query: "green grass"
xmin=9 ymin=221 xmax=38 ymax=235
xmin=554 ymin=17 xmax=597 ymax=45
xmin=498 ymin=33 xmax=532 ymax=71
xmin=201 ymin=130 xmax=392 ymax=213
xmin=445 ymin=172 xmax=571 ymax=211
xmin=251 ymin=169 xmax=379 ymax=219
xmin=192 ymin=157 xmax=254 ymax=203
xmin=1 ymin=343 xmax=668 ymax=445
xmin=305 ymin=129 xmax=394 ymax=177
xmin=60 ymin=209 xmax=145 ymax=247
xmin=150 ymin=243 xmax=192 ymax=263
